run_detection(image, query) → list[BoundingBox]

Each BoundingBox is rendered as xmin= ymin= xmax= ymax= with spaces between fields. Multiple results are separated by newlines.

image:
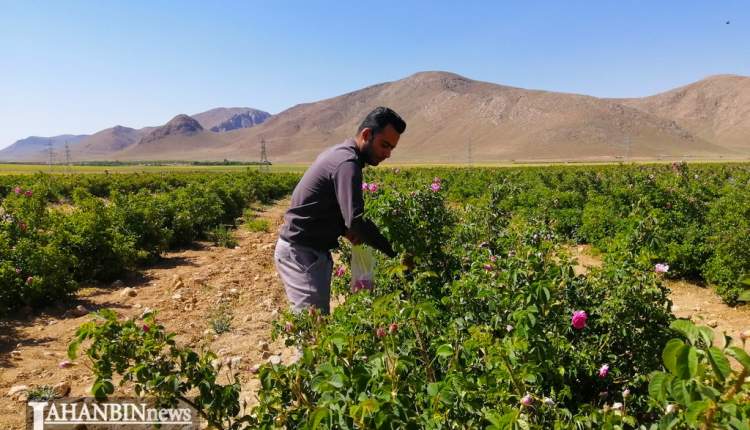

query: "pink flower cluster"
xmin=361 ymin=182 xmax=378 ymax=193
xmin=598 ymin=363 xmax=609 ymax=378
xmin=654 ymin=263 xmax=669 ymax=274
xmin=375 ymin=322 xmax=399 ymax=338
xmin=351 ymin=278 xmax=373 ymax=293
xmin=571 ymin=310 xmax=588 ymax=330
xmin=430 ymin=177 xmax=441 ymax=192
xmin=14 ymin=187 xmax=33 ymax=197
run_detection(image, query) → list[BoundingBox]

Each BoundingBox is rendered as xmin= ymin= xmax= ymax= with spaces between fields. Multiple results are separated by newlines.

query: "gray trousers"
xmin=274 ymin=238 xmax=334 ymax=315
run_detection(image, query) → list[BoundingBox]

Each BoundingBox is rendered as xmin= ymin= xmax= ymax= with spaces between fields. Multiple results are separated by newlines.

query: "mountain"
xmin=191 ymin=107 xmax=271 ymax=131
xmin=224 ymin=71 xmax=740 ymax=163
xmin=70 ymin=125 xmax=150 ymax=158
xmin=615 ymin=75 xmax=750 ymax=151
xmin=6 ymin=73 xmax=750 ymax=163
xmin=0 ymin=135 xmax=89 ymax=162
xmin=138 ymin=114 xmax=204 ymax=145
xmin=209 ymin=111 xmax=271 ymax=132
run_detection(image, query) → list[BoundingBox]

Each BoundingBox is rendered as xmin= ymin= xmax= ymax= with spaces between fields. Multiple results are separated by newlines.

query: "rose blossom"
xmin=571 ymin=310 xmax=588 ymax=330
xmin=598 ymin=364 xmax=609 ymax=379
xmin=376 ymin=327 xmax=387 ymax=338
xmin=520 ymin=394 xmax=533 ymax=406
xmin=361 ymin=182 xmax=368 ymax=190
xmin=334 ymin=266 xmax=346 ymax=277
xmin=654 ymin=263 xmax=669 ymax=273
xmin=388 ymin=322 xmax=398 ymax=334
xmin=430 ymin=182 xmax=441 ymax=192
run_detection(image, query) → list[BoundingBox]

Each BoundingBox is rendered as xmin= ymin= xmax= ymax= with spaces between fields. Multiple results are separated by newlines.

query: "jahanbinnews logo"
xmin=25 ymin=397 xmax=199 ymax=429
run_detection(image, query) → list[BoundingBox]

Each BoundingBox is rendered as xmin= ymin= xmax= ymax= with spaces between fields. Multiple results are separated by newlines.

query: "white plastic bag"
xmin=350 ymin=245 xmax=376 ymax=293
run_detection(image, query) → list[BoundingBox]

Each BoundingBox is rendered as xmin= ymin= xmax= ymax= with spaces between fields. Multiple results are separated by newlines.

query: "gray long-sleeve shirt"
xmin=279 ymin=138 xmax=396 ymax=257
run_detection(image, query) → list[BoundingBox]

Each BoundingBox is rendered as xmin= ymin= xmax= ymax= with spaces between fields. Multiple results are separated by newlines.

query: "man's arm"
xmin=333 ymin=161 xmax=397 ymax=258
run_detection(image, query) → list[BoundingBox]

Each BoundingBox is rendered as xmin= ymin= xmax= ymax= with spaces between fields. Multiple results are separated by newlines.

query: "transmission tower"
xmin=65 ymin=142 xmax=72 ymax=172
xmin=625 ymin=136 xmax=631 ymax=162
xmin=259 ymin=137 xmax=270 ymax=172
xmin=47 ymin=139 xmax=56 ymax=169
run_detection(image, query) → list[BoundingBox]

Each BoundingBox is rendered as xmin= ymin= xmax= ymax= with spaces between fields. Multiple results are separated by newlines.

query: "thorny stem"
xmin=410 ymin=317 xmax=436 ymax=383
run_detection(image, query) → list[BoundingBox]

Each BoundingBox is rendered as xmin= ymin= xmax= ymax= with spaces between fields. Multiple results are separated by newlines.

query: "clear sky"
xmin=1 ymin=1 xmax=748 ymax=149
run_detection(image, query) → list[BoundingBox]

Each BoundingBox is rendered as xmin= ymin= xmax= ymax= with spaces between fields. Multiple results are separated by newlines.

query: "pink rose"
xmin=483 ymin=264 xmax=493 ymax=271
xmin=361 ymin=182 xmax=368 ymax=191
xmin=142 ymin=324 xmax=150 ymax=333
xmin=26 ymin=276 xmax=33 ymax=285
xmin=388 ymin=322 xmax=398 ymax=334
xmin=284 ymin=321 xmax=294 ymax=333
xmin=598 ymin=364 xmax=609 ymax=378
xmin=654 ymin=263 xmax=669 ymax=274
xmin=334 ymin=266 xmax=346 ymax=277
xmin=571 ymin=310 xmax=588 ymax=330
xmin=368 ymin=183 xmax=378 ymax=193
xmin=521 ymin=394 xmax=533 ymax=406
xmin=376 ymin=327 xmax=387 ymax=338
xmin=24 ymin=190 xmax=33 ymax=197
xmin=430 ymin=182 xmax=441 ymax=192
xmin=14 ymin=187 xmax=22 ymax=195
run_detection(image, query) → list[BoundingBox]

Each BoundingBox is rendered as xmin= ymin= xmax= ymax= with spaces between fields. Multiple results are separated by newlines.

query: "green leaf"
xmin=685 ymin=400 xmax=712 ymax=424
xmin=436 ymin=344 xmax=454 ymax=358
xmin=697 ymin=326 xmax=714 ymax=347
xmin=738 ymin=289 xmax=750 ymax=302
xmin=726 ymin=346 xmax=750 ymax=370
xmin=675 ymin=346 xmax=698 ymax=379
xmin=649 ymin=372 xmax=668 ymax=402
xmin=67 ymin=340 xmax=80 ymax=360
xmin=309 ymin=407 xmax=329 ymax=429
xmin=707 ymin=347 xmax=731 ymax=382
xmin=670 ymin=319 xmax=697 ymax=344
xmin=662 ymin=339 xmax=685 ymax=374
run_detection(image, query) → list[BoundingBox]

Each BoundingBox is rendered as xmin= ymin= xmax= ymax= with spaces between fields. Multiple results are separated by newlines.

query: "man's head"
xmin=355 ymin=107 xmax=406 ymax=166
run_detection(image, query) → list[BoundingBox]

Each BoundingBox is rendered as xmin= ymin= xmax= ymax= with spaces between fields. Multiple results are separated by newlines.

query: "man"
xmin=274 ymin=106 xmax=406 ymax=315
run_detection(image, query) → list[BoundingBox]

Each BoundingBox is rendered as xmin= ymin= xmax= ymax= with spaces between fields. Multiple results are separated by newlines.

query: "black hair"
xmin=357 ymin=106 xmax=406 ymax=136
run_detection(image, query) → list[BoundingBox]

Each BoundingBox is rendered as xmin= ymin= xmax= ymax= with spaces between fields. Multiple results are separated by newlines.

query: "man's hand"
xmin=345 ymin=229 xmax=363 ymax=245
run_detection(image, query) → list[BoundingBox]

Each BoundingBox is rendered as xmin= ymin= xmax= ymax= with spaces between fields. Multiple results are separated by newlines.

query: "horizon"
xmin=1 ymin=1 xmax=749 ymax=150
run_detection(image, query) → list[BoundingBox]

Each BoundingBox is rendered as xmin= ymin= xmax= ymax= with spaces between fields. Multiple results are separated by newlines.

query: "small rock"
xmin=270 ymin=309 xmax=279 ymax=318
xmin=133 ymin=303 xmax=142 ymax=309
xmin=72 ymin=305 xmax=89 ymax=317
xmin=229 ymin=288 xmax=239 ymax=296
xmin=202 ymin=329 xmax=212 ymax=336
xmin=10 ymin=350 xmax=21 ymax=359
xmin=43 ymin=351 xmax=58 ymax=357
xmin=172 ymin=293 xmax=183 ymax=301
xmin=120 ymin=287 xmax=137 ymax=297
xmin=47 ymin=320 xmax=56 ymax=326
xmin=173 ymin=280 xmax=185 ymax=290
xmin=262 ymin=351 xmax=272 ymax=359
xmin=52 ymin=381 xmax=71 ymax=397
xmin=111 ymin=280 xmax=125 ymax=288
xmin=693 ymin=306 xmax=702 ymax=312
xmin=707 ymin=320 xmax=719 ymax=328
xmin=254 ymin=275 xmax=260 ymax=281
xmin=7 ymin=385 xmax=29 ymax=398
xmin=258 ymin=341 xmax=269 ymax=352
xmin=268 ymin=355 xmax=282 ymax=365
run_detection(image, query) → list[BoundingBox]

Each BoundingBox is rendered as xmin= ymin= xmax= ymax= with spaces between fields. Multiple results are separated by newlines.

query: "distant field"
xmin=0 ymin=163 xmax=308 ymax=174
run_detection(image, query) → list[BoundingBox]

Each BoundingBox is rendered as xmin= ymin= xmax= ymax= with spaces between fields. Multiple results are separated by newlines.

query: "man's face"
xmin=363 ymin=124 xmax=400 ymax=166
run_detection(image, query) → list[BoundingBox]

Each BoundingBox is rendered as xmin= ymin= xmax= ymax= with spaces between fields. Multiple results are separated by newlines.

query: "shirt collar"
xmin=346 ymin=138 xmax=367 ymax=168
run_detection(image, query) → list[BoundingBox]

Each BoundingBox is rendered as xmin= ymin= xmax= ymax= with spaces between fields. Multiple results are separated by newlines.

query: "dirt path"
xmin=0 ymin=199 xmax=295 ymax=429
xmin=569 ymin=245 xmax=750 ymax=348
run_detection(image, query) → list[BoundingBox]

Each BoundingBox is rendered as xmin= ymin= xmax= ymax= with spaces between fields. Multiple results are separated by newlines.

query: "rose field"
xmin=2 ymin=163 xmax=750 ymax=429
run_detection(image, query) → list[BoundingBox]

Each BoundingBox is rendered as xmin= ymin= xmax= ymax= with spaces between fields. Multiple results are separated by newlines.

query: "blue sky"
xmin=1 ymin=1 xmax=748 ymax=149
